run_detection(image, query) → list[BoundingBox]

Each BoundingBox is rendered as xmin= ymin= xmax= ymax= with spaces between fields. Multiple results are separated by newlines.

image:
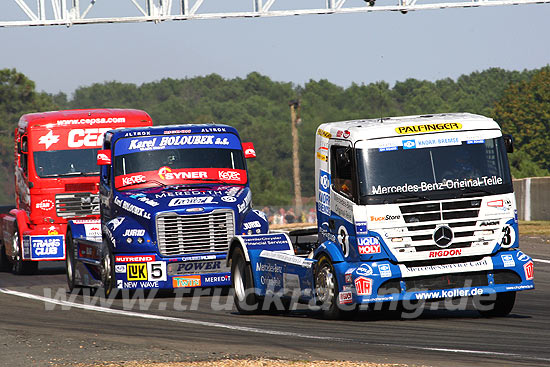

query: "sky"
xmin=1 ymin=0 xmax=550 ymax=95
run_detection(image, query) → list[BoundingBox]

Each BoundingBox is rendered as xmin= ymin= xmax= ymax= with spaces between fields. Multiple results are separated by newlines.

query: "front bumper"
xmin=113 ymin=252 xmax=231 ymax=290
xmin=336 ymin=249 xmax=534 ymax=305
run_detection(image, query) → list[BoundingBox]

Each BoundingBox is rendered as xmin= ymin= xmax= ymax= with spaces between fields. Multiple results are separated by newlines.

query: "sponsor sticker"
xmin=339 ymin=291 xmax=353 ymax=304
xmin=358 ymin=237 xmax=381 ymax=255
xmin=429 ymin=249 xmax=462 ymax=258
xmin=516 ymin=250 xmax=529 ymax=262
xmin=30 ymin=235 xmax=64 ymax=260
xmin=127 ymin=263 xmax=148 ymax=281
xmin=202 ymin=275 xmax=231 ymax=285
xmin=115 ymin=255 xmax=155 ymax=263
xmin=36 ymin=199 xmax=54 ymax=211
xmin=524 ymin=261 xmax=534 ymax=280
xmin=355 ymin=264 xmax=373 ymax=276
xmin=173 ymin=275 xmax=202 ymax=288
xmin=501 ymin=254 xmax=515 ymax=267
xmin=395 ymin=122 xmax=462 ymax=135
xmin=318 ymin=170 xmax=331 ymax=216
xmin=354 ymin=276 xmax=373 ymax=296
xmin=115 ymin=265 xmax=127 ymax=273
xmin=378 ymin=264 xmax=392 ymax=278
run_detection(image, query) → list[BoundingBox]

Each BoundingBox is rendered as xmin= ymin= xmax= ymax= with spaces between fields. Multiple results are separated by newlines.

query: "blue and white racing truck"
xmin=228 ymin=113 xmax=535 ymax=318
xmin=66 ymin=124 xmax=268 ymax=295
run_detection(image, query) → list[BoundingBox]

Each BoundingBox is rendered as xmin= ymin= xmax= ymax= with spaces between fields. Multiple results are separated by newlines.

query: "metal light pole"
xmin=289 ymin=99 xmax=303 ymax=218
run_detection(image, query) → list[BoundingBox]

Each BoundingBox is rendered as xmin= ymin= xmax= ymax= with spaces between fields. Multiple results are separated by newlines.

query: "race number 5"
xmin=147 ymin=261 xmax=167 ymax=282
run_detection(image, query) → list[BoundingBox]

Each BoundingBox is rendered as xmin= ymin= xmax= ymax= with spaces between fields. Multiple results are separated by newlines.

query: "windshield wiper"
xmin=458 ymin=187 xmax=495 ymax=198
xmin=394 ymin=193 xmax=430 ymax=203
xmin=41 ymin=171 xmax=98 ymax=178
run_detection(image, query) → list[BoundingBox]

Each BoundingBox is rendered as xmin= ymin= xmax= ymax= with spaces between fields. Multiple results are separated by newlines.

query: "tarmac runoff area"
xmin=71 ymin=360 xmax=414 ymax=367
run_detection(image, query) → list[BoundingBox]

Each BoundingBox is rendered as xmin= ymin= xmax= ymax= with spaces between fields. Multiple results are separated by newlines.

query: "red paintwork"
xmin=0 ymin=109 xmax=153 ymax=263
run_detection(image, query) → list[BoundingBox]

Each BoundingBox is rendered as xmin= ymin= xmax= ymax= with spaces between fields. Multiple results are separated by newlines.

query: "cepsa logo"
xmin=68 ymin=128 xmax=111 ymax=148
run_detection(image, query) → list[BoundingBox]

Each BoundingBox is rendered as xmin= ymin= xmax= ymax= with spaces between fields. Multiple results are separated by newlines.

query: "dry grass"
xmin=519 ymin=221 xmax=550 ymax=236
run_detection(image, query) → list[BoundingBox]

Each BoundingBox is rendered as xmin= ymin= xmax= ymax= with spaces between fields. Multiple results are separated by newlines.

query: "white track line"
xmin=1 ymin=287 xmax=550 ymax=363
xmin=534 ymin=258 xmax=550 ymax=264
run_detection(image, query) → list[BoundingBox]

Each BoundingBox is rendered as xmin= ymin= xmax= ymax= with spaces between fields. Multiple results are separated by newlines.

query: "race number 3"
xmin=147 ymin=261 xmax=167 ymax=282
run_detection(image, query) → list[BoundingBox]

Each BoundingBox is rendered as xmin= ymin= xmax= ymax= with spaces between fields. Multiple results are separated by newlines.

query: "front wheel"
xmin=475 ymin=291 xmax=516 ymax=317
xmin=314 ymin=255 xmax=356 ymax=320
xmin=12 ymin=226 xmax=38 ymax=275
xmin=100 ymin=241 xmax=116 ymax=298
xmin=231 ymin=246 xmax=261 ymax=314
xmin=0 ymin=243 xmax=11 ymax=272
xmin=65 ymin=229 xmax=79 ymax=292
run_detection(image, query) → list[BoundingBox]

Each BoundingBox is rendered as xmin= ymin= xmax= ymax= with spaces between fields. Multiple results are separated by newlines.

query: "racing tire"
xmin=0 ymin=243 xmax=11 ymax=272
xmin=100 ymin=240 xmax=116 ymax=298
xmin=12 ymin=225 xmax=38 ymax=275
xmin=231 ymin=246 xmax=262 ymax=314
xmin=475 ymin=291 xmax=516 ymax=317
xmin=314 ymin=255 xmax=357 ymax=320
xmin=65 ymin=229 xmax=80 ymax=292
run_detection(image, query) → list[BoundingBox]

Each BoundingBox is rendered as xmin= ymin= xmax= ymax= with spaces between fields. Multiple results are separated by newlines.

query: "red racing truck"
xmin=0 ymin=109 xmax=152 ymax=274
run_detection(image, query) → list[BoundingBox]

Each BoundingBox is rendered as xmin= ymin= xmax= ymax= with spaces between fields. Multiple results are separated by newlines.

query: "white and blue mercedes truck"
xmin=228 ymin=113 xmax=534 ymax=319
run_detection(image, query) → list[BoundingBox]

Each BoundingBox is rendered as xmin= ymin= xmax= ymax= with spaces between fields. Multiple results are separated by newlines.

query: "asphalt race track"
xmin=0 ymin=235 xmax=549 ymax=367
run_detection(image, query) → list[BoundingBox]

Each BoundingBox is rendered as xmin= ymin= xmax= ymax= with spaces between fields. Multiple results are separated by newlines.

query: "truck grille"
xmin=156 ymin=209 xmax=234 ymax=257
xmin=398 ymin=199 xmax=482 ymax=252
xmin=55 ymin=192 xmax=100 ymax=218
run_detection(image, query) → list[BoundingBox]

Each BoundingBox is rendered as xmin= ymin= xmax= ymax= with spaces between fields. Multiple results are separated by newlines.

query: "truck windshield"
xmin=34 ymin=149 xmax=100 ymax=178
xmin=113 ymin=133 xmax=247 ymax=189
xmin=356 ymin=136 xmax=513 ymax=204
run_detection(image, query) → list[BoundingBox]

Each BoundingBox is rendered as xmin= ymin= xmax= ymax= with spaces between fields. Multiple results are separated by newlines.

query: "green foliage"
xmin=1 ymin=66 xmax=549 ymax=206
xmin=0 ymin=68 xmax=57 ymax=204
xmin=493 ymin=67 xmax=550 ymax=177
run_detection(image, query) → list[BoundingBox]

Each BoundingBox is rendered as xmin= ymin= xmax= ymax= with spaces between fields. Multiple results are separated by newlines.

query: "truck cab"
xmin=66 ymin=124 xmax=267 ymax=295
xmin=0 ymin=109 xmax=152 ymax=274
xmin=228 ymin=113 xmax=534 ymax=318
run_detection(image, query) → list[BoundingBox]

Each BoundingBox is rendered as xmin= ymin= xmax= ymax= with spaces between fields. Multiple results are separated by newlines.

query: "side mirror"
xmin=97 ymin=149 xmax=112 ymax=165
xmin=503 ymin=134 xmax=514 ymax=153
xmin=242 ymin=142 xmax=256 ymax=158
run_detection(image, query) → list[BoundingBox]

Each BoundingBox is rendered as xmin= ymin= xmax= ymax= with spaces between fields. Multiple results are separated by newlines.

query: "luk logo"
xmin=127 ymin=263 xmax=147 ymax=281
xmin=354 ymin=276 xmax=373 ymax=296
xmin=402 ymin=139 xmax=416 ymax=150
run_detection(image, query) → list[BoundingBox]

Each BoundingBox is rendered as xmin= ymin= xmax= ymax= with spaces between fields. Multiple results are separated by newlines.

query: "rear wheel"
xmin=315 ymin=255 xmax=357 ymax=320
xmin=231 ymin=246 xmax=261 ymax=314
xmin=475 ymin=291 xmax=516 ymax=317
xmin=65 ymin=229 xmax=79 ymax=292
xmin=12 ymin=226 xmax=38 ymax=275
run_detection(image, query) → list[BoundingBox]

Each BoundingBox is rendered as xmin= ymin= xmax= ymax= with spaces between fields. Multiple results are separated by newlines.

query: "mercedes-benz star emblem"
xmin=433 ymin=225 xmax=453 ymax=248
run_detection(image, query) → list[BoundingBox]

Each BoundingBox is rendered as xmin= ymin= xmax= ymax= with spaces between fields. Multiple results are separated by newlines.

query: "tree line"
xmin=1 ymin=66 xmax=549 ymax=205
